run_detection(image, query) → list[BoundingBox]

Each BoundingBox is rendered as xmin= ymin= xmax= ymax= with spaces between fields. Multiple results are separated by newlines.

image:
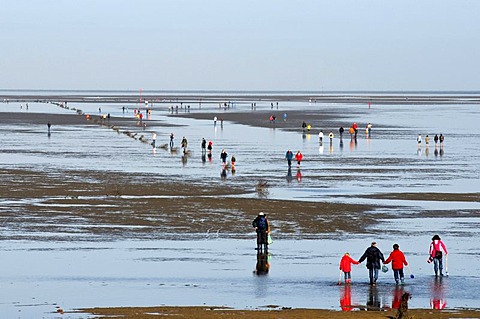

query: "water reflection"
xmin=253 ymin=252 xmax=270 ymax=276
xmin=286 ymin=168 xmax=293 ymax=183
xmin=319 ymin=143 xmax=324 ymax=154
xmin=430 ymin=277 xmax=447 ymax=309
xmin=391 ymin=286 xmax=404 ymax=309
xmin=366 ymin=286 xmax=381 ymax=311
xmin=339 ymin=285 xmax=355 ymax=311
xmin=182 ymin=154 xmax=188 ymax=166
xmin=296 ymin=169 xmax=302 ymax=182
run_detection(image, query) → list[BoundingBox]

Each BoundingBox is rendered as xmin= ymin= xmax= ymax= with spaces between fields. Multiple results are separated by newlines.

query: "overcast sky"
xmin=1 ymin=0 xmax=479 ymax=91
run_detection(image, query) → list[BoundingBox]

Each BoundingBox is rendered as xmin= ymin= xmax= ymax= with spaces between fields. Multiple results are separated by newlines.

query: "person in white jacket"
xmin=318 ymin=130 xmax=324 ymax=144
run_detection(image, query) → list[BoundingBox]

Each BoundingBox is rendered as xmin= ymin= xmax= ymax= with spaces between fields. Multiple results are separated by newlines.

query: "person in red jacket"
xmin=384 ymin=244 xmax=408 ymax=285
xmin=295 ymin=151 xmax=303 ymax=167
xmin=339 ymin=252 xmax=360 ymax=284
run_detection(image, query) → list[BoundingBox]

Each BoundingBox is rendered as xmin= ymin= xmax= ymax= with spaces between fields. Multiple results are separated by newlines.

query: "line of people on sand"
xmin=302 ymin=121 xmax=373 ymax=142
xmin=338 ymin=235 xmax=448 ymax=286
xmin=417 ymin=133 xmax=445 ymax=146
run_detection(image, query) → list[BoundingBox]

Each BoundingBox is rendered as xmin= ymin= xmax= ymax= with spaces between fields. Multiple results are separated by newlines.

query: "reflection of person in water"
xmin=339 ymin=285 xmax=353 ymax=311
xmin=367 ymin=286 xmax=381 ymax=310
xmin=430 ymin=277 xmax=447 ymax=309
xmin=392 ymin=286 xmax=404 ymax=309
xmin=286 ymin=168 xmax=293 ymax=183
xmin=296 ymin=169 xmax=302 ymax=182
xmin=254 ymin=252 xmax=270 ymax=275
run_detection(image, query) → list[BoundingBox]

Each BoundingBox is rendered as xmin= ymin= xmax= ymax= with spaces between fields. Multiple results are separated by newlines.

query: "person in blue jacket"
xmin=285 ymin=149 xmax=294 ymax=168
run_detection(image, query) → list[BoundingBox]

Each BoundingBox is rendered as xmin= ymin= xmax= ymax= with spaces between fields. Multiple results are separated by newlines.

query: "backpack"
xmin=257 ymin=216 xmax=267 ymax=231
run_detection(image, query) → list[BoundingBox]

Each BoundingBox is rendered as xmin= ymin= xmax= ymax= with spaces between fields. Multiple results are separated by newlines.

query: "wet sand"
xmin=0 ymin=167 xmax=378 ymax=241
xmin=80 ymin=306 xmax=480 ymax=318
xmin=1 ymin=109 xmax=478 ymax=241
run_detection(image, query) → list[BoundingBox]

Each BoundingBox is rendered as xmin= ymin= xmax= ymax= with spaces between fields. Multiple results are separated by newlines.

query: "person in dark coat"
xmin=252 ymin=212 xmax=270 ymax=252
xmin=358 ymin=242 xmax=385 ymax=286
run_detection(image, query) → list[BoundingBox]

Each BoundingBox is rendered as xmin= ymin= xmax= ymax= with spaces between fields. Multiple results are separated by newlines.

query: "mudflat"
xmin=1 ymin=101 xmax=479 ymax=317
xmin=80 ymin=306 xmax=480 ymax=318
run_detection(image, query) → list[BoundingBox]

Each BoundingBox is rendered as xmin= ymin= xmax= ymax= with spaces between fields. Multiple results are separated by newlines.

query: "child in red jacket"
xmin=339 ymin=253 xmax=360 ymax=284
xmin=384 ymin=244 xmax=408 ymax=284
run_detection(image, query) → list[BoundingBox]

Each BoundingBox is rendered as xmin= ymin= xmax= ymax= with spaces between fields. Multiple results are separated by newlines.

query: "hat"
xmin=258 ymin=212 xmax=265 ymax=216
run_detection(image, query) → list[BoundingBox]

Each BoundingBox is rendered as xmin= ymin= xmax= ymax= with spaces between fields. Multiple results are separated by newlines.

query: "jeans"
xmin=434 ymin=257 xmax=443 ymax=275
xmin=393 ymin=269 xmax=405 ymax=282
xmin=344 ymin=272 xmax=351 ymax=281
xmin=369 ymin=267 xmax=379 ymax=284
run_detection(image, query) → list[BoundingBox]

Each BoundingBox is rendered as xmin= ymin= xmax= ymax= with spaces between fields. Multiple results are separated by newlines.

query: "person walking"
xmin=367 ymin=123 xmax=373 ymax=135
xmin=252 ymin=212 xmax=270 ymax=252
xmin=349 ymin=127 xmax=355 ymax=139
xmin=358 ymin=242 xmax=385 ymax=286
xmin=169 ymin=133 xmax=174 ymax=148
xmin=417 ymin=134 xmax=422 ymax=145
xmin=439 ymin=134 xmax=445 ymax=146
xmin=339 ymin=252 xmax=360 ymax=284
xmin=295 ymin=150 xmax=303 ymax=168
xmin=384 ymin=244 xmax=409 ymax=285
xmin=339 ymin=126 xmax=344 ymax=139
xmin=207 ymin=140 xmax=213 ymax=154
xmin=318 ymin=130 xmax=324 ymax=144
xmin=47 ymin=122 xmax=51 ymax=135
xmin=181 ymin=136 xmax=188 ymax=154
xmin=425 ymin=135 xmax=430 ymax=145
xmin=428 ymin=235 xmax=448 ymax=277
xmin=151 ymin=132 xmax=157 ymax=148
xmin=285 ymin=149 xmax=294 ymax=168
xmin=231 ymin=155 xmax=236 ymax=170
xmin=201 ymin=138 xmax=206 ymax=154
xmin=328 ymin=131 xmax=334 ymax=144
xmin=220 ymin=149 xmax=228 ymax=166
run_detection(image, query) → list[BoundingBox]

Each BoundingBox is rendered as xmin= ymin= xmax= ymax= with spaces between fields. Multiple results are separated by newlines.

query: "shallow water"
xmin=1 ymin=100 xmax=479 ymax=317
xmin=0 ymin=237 xmax=479 ymax=318
xmin=1 ymin=101 xmax=479 ymax=207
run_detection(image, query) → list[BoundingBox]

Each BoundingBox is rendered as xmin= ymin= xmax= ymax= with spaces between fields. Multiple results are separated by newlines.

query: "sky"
xmin=1 ymin=0 xmax=480 ymax=91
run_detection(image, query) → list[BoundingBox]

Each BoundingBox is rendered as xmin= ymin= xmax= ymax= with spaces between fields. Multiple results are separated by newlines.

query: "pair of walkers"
xmin=285 ymin=150 xmax=303 ymax=168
